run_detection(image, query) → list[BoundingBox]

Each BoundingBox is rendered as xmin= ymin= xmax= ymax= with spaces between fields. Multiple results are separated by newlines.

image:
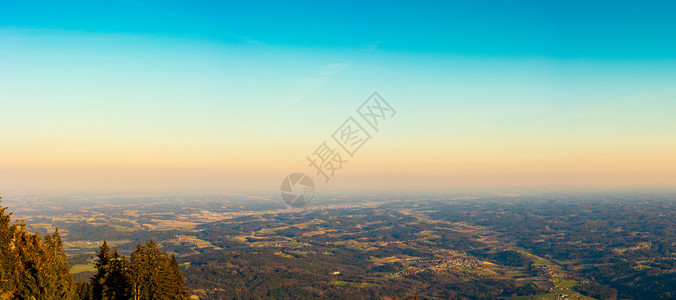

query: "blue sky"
xmin=2 ymin=1 xmax=675 ymax=58
xmin=1 ymin=1 xmax=675 ymax=194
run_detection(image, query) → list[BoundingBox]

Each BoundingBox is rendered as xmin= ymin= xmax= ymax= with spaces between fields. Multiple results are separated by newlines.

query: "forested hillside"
xmin=1 ymin=198 xmax=73 ymax=299
xmin=1 ymin=198 xmax=190 ymax=299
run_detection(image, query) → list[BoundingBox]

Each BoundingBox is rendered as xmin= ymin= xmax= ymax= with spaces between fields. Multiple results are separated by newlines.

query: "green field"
xmin=70 ymin=264 xmax=96 ymax=274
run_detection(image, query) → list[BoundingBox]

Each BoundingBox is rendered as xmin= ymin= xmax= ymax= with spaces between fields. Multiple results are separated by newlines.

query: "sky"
xmin=1 ymin=1 xmax=675 ymax=195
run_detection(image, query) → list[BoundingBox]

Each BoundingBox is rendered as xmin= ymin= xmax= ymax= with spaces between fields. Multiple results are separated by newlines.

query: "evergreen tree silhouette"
xmin=1 ymin=197 xmax=77 ymax=299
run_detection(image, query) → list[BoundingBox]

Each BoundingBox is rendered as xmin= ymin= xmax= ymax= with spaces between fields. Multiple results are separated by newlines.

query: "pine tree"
xmin=104 ymin=247 xmax=131 ymax=300
xmin=129 ymin=243 xmax=147 ymax=300
xmin=44 ymin=228 xmax=76 ymax=299
xmin=0 ymin=197 xmax=20 ymax=299
xmin=130 ymin=240 xmax=163 ymax=300
xmin=91 ymin=242 xmax=133 ymax=300
xmin=168 ymin=255 xmax=190 ymax=299
xmin=91 ymin=241 xmax=111 ymax=300
xmin=14 ymin=224 xmax=44 ymax=298
xmin=129 ymin=240 xmax=190 ymax=300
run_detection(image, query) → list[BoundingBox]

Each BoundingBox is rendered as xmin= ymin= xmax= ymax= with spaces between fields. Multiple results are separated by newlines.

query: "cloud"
xmin=274 ymin=63 xmax=349 ymax=111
